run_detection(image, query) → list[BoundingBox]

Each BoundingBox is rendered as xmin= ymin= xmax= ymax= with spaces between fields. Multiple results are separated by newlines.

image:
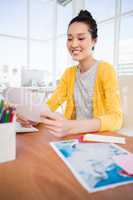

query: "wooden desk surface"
xmin=0 ymin=125 xmax=133 ymax=200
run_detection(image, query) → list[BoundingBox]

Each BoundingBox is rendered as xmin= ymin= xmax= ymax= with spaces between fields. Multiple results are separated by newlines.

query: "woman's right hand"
xmin=16 ymin=113 xmax=33 ymax=128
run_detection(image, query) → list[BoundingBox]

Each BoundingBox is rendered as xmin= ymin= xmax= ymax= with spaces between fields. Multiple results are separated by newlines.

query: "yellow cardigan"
xmin=47 ymin=61 xmax=123 ymax=132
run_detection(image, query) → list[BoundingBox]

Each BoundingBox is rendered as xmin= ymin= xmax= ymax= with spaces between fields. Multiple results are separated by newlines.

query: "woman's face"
xmin=67 ymin=22 xmax=97 ymax=61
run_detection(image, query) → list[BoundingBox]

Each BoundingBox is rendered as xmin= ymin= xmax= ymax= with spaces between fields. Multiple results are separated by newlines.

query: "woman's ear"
xmin=92 ymin=38 xmax=98 ymax=50
xmin=93 ymin=37 xmax=98 ymax=46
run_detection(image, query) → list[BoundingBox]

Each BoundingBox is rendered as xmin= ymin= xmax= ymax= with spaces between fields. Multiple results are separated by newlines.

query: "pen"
xmin=0 ymin=109 xmax=6 ymax=123
xmin=9 ymin=111 xmax=14 ymax=122
xmin=4 ymin=110 xmax=10 ymax=123
xmin=0 ymin=108 xmax=3 ymax=120
xmin=0 ymin=99 xmax=4 ymax=113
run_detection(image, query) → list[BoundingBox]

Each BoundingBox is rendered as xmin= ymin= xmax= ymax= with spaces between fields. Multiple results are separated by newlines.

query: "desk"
xmin=0 ymin=125 xmax=133 ymax=200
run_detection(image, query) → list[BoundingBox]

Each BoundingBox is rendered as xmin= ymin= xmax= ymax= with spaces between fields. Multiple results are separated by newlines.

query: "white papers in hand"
xmin=4 ymin=87 xmax=50 ymax=122
xmin=16 ymin=103 xmax=49 ymax=122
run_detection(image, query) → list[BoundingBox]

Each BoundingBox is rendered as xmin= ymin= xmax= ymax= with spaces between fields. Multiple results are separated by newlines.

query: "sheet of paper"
xmin=16 ymin=103 xmax=49 ymax=122
xmin=15 ymin=122 xmax=38 ymax=133
xmin=118 ymin=128 xmax=133 ymax=136
xmin=51 ymin=140 xmax=133 ymax=193
xmin=113 ymin=154 xmax=133 ymax=174
xmin=4 ymin=87 xmax=50 ymax=122
xmin=82 ymin=134 xmax=125 ymax=144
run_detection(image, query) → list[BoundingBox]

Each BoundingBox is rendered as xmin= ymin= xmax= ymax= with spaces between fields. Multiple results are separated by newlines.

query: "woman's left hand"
xmin=40 ymin=111 xmax=71 ymax=137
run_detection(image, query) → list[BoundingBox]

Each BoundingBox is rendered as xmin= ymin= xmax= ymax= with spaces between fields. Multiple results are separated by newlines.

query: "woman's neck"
xmin=79 ymin=56 xmax=96 ymax=73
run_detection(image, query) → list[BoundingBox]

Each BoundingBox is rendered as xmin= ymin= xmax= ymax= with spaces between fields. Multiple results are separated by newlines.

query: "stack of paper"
xmin=80 ymin=134 xmax=125 ymax=144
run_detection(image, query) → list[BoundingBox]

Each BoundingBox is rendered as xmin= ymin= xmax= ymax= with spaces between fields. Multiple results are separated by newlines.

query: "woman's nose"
xmin=71 ymin=39 xmax=79 ymax=48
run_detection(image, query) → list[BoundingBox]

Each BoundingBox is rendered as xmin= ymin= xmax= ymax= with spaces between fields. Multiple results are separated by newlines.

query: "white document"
xmin=4 ymin=87 xmax=50 ymax=122
xmin=82 ymin=134 xmax=125 ymax=144
xmin=15 ymin=122 xmax=38 ymax=133
xmin=51 ymin=140 xmax=133 ymax=193
xmin=16 ymin=103 xmax=49 ymax=122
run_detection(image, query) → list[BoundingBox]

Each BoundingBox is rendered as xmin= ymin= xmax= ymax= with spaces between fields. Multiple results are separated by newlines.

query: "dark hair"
xmin=68 ymin=10 xmax=98 ymax=40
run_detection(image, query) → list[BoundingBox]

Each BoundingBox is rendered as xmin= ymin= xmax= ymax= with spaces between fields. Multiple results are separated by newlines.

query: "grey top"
xmin=74 ymin=61 xmax=99 ymax=120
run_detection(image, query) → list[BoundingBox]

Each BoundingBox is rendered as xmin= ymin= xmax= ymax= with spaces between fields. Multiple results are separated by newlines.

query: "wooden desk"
xmin=0 ymin=125 xmax=133 ymax=200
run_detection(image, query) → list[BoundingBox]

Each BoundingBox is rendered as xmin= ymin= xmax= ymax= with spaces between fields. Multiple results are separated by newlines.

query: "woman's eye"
xmin=79 ymin=38 xmax=85 ymax=41
xmin=67 ymin=38 xmax=72 ymax=41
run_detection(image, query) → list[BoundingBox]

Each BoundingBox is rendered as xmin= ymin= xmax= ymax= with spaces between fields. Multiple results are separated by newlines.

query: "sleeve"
xmin=47 ymin=69 xmax=68 ymax=112
xmin=97 ymin=64 xmax=123 ymax=132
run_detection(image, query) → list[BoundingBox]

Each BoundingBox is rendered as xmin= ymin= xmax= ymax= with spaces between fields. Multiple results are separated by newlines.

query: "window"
xmin=85 ymin=0 xmax=115 ymax=65
xmin=85 ymin=0 xmax=133 ymax=75
xmin=119 ymin=15 xmax=133 ymax=64
xmin=1 ymin=0 xmax=132 ymax=91
xmin=30 ymin=40 xmax=53 ymax=84
xmin=30 ymin=0 xmax=54 ymax=40
xmin=0 ymin=37 xmax=26 ymax=87
xmin=56 ymin=36 xmax=69 ymax=79
xmin=122 ymin=0 xmax=133 ymax=13
xmin=56 ymin=1 xmax=72 ymax=79
xmin=94 ymin=21 xmax=114 ymax=64
xmin=0 ymin=0 xmax=27 ymax=90
xmin=0 ymin=0 xmax=27 ymax=37
xmin=85 ymin=0 xmax=115 ymax=22
xmin=57 ymin=1 xmax=72 ymax=35
xmin=118 ymin=15 xmax=133 ymax=75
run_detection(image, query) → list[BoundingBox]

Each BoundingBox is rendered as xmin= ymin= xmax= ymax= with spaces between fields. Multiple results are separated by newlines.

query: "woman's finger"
xmin=17 ymin=119 xmax=31 ymax=126
xmin=42 ymin=118 xmax=61 ymax=126
xmin=17 ymin=118 xmax=30 ymax=125
xmin=40 ymin=111 xmax=63 ymax=121
xmin=19 ymin=122 xmax=32 ymax=128
xmin=28 ymin=120 xmax=38 ymax=126
xmin=16 ymin=113 xmax=28 ymax=122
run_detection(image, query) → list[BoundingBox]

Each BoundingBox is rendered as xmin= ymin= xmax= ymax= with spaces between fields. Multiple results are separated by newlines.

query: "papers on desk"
xmin=15 ymin=122 xmax=38 ymax=133
xmin=80 ymin=134 xmax=125 ymax=144
xmin=51 ymin=140 xmax=133 ymax=193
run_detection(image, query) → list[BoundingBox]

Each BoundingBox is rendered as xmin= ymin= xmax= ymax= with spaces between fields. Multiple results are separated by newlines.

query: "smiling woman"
xmin=42 ymin=10 xmax=123 ymax=137
xmin=17 ymin=10 xmax=123 ymax=137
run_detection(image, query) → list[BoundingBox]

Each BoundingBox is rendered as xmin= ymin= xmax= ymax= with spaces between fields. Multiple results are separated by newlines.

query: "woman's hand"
xmin=40 ymin=111 xmax=71 ymax=137
xmin=40 ymin=111 xmax=101 ymax=137
xmin=16 ymin=113 xmax=37 ymax=128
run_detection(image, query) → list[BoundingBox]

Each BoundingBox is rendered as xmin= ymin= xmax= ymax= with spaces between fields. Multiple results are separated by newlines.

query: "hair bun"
xmin=78 ymin=10 xmax=92 ymax=18
xmin=69 ymin=9 xmax=98 ymax=40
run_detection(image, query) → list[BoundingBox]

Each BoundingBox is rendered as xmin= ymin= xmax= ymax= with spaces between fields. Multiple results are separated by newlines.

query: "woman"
xmin=17 ymin=10 xmax=123 ymax=137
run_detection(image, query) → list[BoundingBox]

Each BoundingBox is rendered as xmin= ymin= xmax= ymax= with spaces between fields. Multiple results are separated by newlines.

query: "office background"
xmin=0 ymin=0 xmax=133 ymax=91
